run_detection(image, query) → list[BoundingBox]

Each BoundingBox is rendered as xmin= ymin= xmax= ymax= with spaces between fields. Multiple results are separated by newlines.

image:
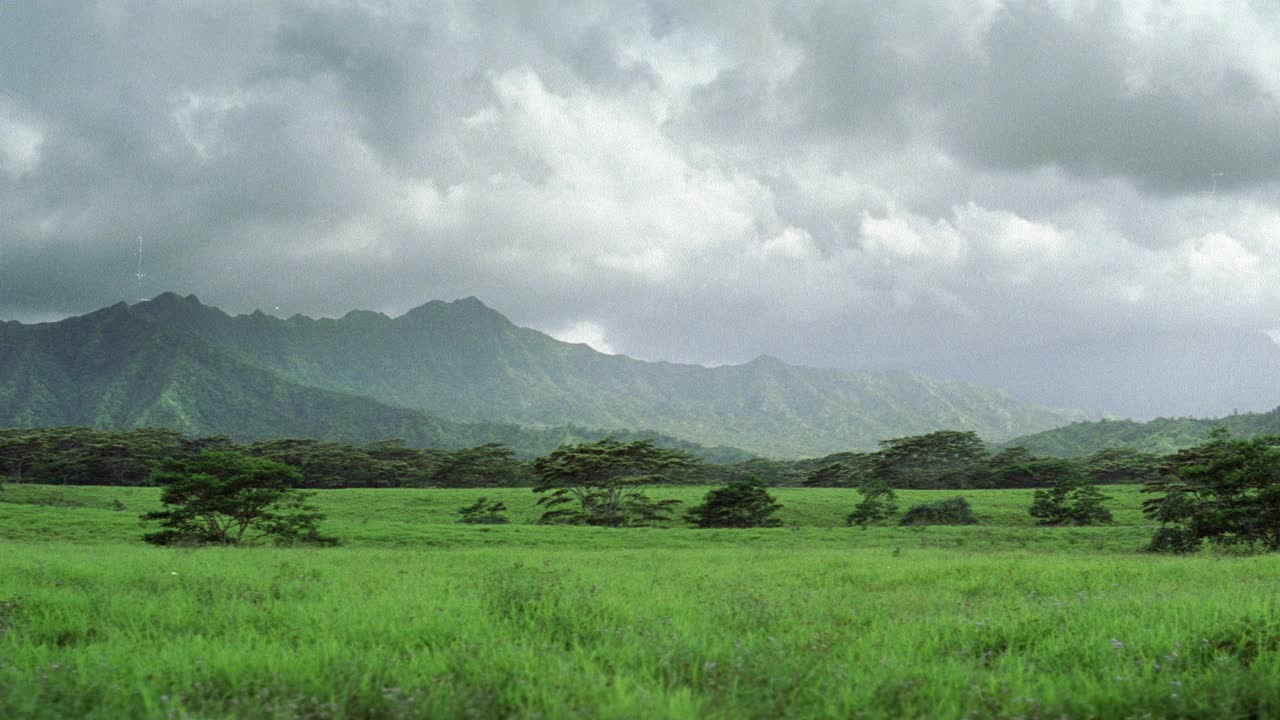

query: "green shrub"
xmin=684 ymin=479 xmax=783 ymax=528
xmin=458 ymin=497 xmax=510 ymax=524
xmin=899 ymin=497 xmax=975 ymax=526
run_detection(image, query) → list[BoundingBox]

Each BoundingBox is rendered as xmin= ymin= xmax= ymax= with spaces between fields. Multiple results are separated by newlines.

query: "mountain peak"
xmin=138 ymin=291 xmax=204 ymax=308
xmin=453 ymin=296 xmax=490 ymax=309
xmin=342 ymin=309 xmax=388 ymax=322
xmin=745 ymin=354 xmax=788 ymax=368
xmin=399 ymin=296 xmax=509 ymax=325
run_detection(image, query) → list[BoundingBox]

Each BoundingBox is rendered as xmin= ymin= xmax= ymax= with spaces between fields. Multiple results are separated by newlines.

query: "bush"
xmin=685 ymin=479 xmax=783 ymax=528
xmin=458 ymin=497 xmax=510 ymax=524
xmin=1145 ymin=527 xmax=1201 ymax=554
xmin=899 ymin=497 xmax=975 ymax=526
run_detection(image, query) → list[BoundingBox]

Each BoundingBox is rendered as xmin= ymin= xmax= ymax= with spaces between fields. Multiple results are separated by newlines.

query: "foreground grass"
xmin=3 ymin=484 xmax=1278 ymax=718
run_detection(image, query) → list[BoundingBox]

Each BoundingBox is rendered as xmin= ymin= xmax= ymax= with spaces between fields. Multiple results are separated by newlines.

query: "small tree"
xmin=899 ymin=496 xmax=975 ymax=526
xmin=685 ymin=479 xmax=783 ymax=528
xmin=1029 ymin=481 xmax=1113 ymax=526
xmin=141 ymin=450 xmax=334 ymax=546
xmin=1023 ymin=458 xmax=1113 ymax=525
xmin=457 ymin=497 xmax=510 ymax=524
xmin=846 ymin=479 xmax=898 ymax=527
xmin=531 ymin=438 xmax=692 ymax=526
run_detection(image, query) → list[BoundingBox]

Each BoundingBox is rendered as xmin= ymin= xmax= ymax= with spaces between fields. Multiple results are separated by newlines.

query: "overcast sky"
xmin=2 ymin=1 xmax=1279 ymax=369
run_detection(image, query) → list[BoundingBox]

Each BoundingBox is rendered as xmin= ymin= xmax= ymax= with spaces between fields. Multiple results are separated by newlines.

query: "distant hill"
xmin=1007 ymin=407 xmax=1280 ymax=457
xmin=0 ymin=303 xmax=749 ymax=461
xmin=119 ymin=292 xmax=1093 ymax=457
xmin=923 ymin=328 xmax=1280 ymax=420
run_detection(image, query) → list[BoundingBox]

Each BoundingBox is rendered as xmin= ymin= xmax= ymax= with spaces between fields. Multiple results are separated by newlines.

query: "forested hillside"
xmin=0 ymin=304 xmax=748 ymax=461
xmin=123 ymin=293 xmax=1093 ymax=456
xmin=1008 ymin=407 xmax=1280 ymax=457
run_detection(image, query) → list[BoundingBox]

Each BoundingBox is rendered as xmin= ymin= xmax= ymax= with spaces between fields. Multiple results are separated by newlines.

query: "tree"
xmin=685 ymin=479 xmax=783 ymax=528
xmin=432 ymin=444 xmax=524 ymax=487
xmin=1143 ymin=429 xmax=1280 ymax=553
xmin=363 ymin=439 xmax=444 ymax=488
xmin=1081 ymin=447 xmax=1161 ymax=485
xmin=1026 ymin=458 xmax=1112 ymax=525
xmin=873 ymin=431 xmax=990 ymax=489
xmin=899 ymin=496 xmax=976 ymax=525
xmin=804 ymin=459 xmax=867 ymax=488
xmin=846 ymin=479 xmax=898 ymax=527
xmin=531 ymin=438 xmax=694 ymax=526
xmin=246 ymin=438 xmax=387 ymax=488
xmin=985 ymin=446 xmax=1045 ymax=488
xmin=457 ymin=497 xmax=510 ymax=524
xmin=141 ymin=450 xmax=334 ymax=546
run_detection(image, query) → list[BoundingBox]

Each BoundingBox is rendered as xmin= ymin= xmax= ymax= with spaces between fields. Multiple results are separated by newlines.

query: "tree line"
xmin=135 ymin=437 xmax=1114 ymax=546
xmin=0 ymin=427 xmax=1165 ymax=490
xmin=0 ymin=428 xmax=524 ymax=488
xmin=8 ymin=429 xmax=1275 ymax=554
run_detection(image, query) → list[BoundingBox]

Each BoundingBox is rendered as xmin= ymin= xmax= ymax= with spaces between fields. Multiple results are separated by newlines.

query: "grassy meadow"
xmin=3 ymin=484 xmax=1280 ymax=718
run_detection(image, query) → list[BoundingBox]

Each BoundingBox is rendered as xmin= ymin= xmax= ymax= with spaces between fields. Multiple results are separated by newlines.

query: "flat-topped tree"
xmin=142 ymin=450 xmax=334 ymax=546
xmin=532 ymin=438 xmax=694 ymax=526
xmin=873 ymin=430 xmax=990 ymax=489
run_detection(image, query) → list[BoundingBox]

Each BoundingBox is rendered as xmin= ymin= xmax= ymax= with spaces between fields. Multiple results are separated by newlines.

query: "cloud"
xmin=549 ymin=320 xmax=617 ymax=355
xmin=0 ymin=0 xmax=1278 ymax=380
xmin=0 ymin=96 xmax=43 ymax=178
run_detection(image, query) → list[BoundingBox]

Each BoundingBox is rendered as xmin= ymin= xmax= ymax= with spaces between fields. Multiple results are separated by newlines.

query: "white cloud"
xmin=548 ymin=320 xmax=616 ymax=354
xmin=4 ymin=0 xmax=1280 ymax=381
xmin=0 ymin=97 xmax=43 ymax=178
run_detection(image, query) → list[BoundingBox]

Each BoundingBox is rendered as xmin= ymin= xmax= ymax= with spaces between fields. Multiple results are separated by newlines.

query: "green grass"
xmin=3 ymin=483 xmax=1279 ymax=718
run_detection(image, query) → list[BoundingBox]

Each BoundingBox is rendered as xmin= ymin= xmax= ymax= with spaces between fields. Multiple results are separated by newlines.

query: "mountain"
xmin=1007 ymin=407 xmax=1280 ymax=457
xmin=920 ymin=328 xmax=1280 ymax=420
xmin=0 ymin=302 xmax=750 ymax=460
xmin=116 ymin=292 xmax=1094 ymax=457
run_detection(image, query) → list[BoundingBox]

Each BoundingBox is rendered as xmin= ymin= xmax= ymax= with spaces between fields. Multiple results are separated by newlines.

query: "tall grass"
xmin=3 ymin=484 xmax=1276 ymax=718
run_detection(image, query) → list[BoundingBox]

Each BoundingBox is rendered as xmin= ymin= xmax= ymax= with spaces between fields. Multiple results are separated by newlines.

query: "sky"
xmin=2 ymin=1 xmax=1279 ymax=370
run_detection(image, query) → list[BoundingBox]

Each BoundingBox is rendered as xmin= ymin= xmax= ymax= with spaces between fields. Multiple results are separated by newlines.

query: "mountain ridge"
xmin=0 ymin=303 xmax=751 ymax=461
xmin=1 ymin=292 xmax=1098 ymax=458
xmin=120 ymin=292 xmax=1095 ymax=457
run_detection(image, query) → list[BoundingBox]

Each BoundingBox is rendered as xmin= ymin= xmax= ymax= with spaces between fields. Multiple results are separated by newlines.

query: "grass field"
xmin=3 ymin=484 xmax=1279 ymax=718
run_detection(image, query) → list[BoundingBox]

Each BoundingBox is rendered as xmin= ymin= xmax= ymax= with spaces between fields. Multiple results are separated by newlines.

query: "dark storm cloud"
xmin=1 ymin=0 xmax=1278 ymax=375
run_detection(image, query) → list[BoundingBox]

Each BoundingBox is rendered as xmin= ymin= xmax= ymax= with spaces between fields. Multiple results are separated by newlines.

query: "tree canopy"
xmin=531 ymin=438 xmax=694 ymax=526
xmin=141 ymin=450 xmax=333 ymax=546
xmin=873 ymin=431 xmax=990 ymax=489
xmin=684 ymin=479 xmax=783 ymax=528
xmin=1143 ymin=429 xmax=1280 ymax=552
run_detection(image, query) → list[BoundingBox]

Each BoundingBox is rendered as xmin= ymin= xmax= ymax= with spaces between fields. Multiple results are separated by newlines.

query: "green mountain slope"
xmin=127 ymin=293 xmax=1095 ymax=457
xmin=0 ymin=304 xmax=748 ymax=460
xmin=1007 ymin=408 xmax=1280 ymax=457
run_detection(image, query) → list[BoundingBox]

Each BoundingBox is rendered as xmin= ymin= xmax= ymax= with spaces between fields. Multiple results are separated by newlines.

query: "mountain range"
xmin=0 ymin=293 xmax=1096 ymax=458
